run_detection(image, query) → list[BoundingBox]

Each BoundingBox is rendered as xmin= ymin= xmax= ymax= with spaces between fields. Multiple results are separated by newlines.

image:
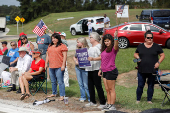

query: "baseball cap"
xmin=1 ymin=41 xmax=7 ymax=45
xmin=60 ymin=32 xmax=66 ymax=37
xmin=19 ymin=32 xmax=27 ymax=36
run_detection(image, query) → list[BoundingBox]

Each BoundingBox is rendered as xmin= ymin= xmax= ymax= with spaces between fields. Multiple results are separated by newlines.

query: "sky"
xmin=0 ymin=0 xmax=20 ymax=6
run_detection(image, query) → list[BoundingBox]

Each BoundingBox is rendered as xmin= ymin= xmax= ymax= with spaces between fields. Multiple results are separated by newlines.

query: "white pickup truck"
xmin=0 ymin=17 xmax=6 ymax=32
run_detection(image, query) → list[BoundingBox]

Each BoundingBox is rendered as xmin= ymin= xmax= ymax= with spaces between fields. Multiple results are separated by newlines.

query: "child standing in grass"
xmin=73 ymin=37 xmax=90 ymax=102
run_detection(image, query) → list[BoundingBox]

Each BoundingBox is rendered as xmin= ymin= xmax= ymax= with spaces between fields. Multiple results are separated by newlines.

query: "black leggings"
xmin=88 ymin=70 xmax=106 ymax=105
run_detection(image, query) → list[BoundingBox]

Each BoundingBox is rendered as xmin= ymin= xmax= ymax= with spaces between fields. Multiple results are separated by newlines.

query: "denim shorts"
xmin=103 ymin=68 xmax=118 ymax=80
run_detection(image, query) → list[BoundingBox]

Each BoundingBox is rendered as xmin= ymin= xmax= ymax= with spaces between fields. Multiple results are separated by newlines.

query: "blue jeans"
xmin=88 ymin=29 xmax=92 ymax=36
xmin=49 ymin=68 xmax=65 ymax=96
xmin=136 ymin=72 xmax=155 ymax=101
xmin=75 ymin=67 xmax=90 ymax=101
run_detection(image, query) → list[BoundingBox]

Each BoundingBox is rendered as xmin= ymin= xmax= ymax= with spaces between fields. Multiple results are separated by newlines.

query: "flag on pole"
xmin=115 ymin=4 xmax=125 ymax=15
xmin=32 ymin=20 xmax=48 ymax=37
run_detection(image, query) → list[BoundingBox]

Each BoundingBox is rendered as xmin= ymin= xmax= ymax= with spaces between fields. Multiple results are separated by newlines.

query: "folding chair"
xmin=155 ymin=72 xmax=170 ymax=106
xmin=29 ymin=70 xmax=47 ymax=96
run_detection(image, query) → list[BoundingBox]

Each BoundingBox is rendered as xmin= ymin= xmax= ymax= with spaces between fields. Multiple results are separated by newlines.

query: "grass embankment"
xmin=7 ymin=9 xmax=143 ymax=39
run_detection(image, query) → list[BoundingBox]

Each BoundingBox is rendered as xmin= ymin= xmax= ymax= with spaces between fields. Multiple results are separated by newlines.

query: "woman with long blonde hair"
xmin=73 ymin=37 xmax=90 ymax=102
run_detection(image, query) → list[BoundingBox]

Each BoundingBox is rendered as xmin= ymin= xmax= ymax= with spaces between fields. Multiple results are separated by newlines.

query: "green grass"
xmin=7 ymin=9 xmax=143 ymax=39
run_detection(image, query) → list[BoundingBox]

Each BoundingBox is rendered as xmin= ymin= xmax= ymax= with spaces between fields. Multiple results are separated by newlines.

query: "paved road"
xmin=0 ymin=99 xmax=71 ymax=113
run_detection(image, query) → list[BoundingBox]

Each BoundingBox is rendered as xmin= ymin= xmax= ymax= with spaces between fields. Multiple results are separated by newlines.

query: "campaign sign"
xmin=76 ymin=48 xmax=91 ymax=68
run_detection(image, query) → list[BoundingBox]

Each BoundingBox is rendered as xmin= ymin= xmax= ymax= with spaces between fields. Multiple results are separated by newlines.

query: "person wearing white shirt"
xmin=104 ymin=14 xmax=110 ymax=28
xmin=85 ymin=32 xmax=106 ymax=108
xmin=87 ymin=20 xmax=92 ymax=37
xmin=7 ymin=47 xmax=32 ymax=92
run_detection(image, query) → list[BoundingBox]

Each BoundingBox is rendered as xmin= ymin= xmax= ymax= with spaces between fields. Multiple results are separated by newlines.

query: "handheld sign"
xmin=76 ymin=48 xmax=91 ymax=68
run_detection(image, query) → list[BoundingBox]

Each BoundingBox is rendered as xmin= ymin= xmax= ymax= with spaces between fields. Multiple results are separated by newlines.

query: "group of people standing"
xmin=0 ymin=13 xmax=166 ymax=112
xmin=74 ymin=31 xmax=119 ymax=111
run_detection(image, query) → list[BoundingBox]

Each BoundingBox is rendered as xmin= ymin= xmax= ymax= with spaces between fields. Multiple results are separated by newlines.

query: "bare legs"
xmin=19 ymin=72 xmax=33 ymax=98
xmin=103 ymin=78 xmax=116 ymax=104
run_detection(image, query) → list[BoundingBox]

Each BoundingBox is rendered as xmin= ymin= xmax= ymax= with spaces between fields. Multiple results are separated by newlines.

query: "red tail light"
xmin=96 ymin=22 xmax=99 ymax=24
xmin=151 ymin=17 xmax=153 ymax=23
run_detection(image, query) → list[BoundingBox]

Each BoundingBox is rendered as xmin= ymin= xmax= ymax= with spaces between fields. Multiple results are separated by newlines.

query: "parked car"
xmin=70 ymin=16 xmax=107 ymax=35
xmin=103 ymin=22 xmax=170 ymax=49
xmin=136 ymin=10 xmax=152 ymax=22
xmin=150 ymin=9 xmax=170 ymax=29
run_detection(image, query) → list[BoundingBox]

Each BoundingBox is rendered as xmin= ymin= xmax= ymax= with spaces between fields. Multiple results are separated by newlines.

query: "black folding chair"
xmin=29 ymin=70 xmax=47 ymax=96
xmin=155 ymin=72 xmax=170 ymax=106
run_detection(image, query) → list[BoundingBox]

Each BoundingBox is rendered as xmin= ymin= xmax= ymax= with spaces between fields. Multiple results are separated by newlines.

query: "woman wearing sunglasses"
xmin=19 ymin=49 xmax=45 ymax=100
xmin=20 ymin=35 xmax=34 ymax=56
xmin=134 ymin=30 xmax=165 ymax=104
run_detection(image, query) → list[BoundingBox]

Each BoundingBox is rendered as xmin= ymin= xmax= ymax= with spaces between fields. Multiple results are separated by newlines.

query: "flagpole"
xmin=41 ymin=19 xmax=50 ymax=31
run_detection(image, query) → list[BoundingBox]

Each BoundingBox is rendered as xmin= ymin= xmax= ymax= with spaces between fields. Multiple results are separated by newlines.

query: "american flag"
xmin=115 ymin=4 xmax=125 ymax=15
xmin=32 ymin=20 xmax=48 ymax=37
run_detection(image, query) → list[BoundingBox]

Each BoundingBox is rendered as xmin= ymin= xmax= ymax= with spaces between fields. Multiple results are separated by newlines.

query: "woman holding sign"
xmin=88 ymin=31 xmax=119 ymax=111
xmin=73 ymin=37 xmax=90 ymax=102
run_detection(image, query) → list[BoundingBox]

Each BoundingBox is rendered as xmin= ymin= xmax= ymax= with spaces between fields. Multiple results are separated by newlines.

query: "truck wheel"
xmin=71 ymin=28 xmax=76 ymax=36
xmin=3 ymin=28 xmax=5 ymax=32
xmin=118 ymin=37 xmax=129 ymax=49
xmin=166 ymin=39 xmax=170 ymax=49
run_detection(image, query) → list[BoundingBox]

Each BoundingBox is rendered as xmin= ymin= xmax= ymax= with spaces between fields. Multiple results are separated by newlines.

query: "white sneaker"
xmin=97 ymin=104 xmax=106 ymax=109
xmin=85 ymin=102 xmax=97 ymax=107
xmin=109 ymin=105 xmax=116 ymax=110
xmin=102 ymin=104 xmax=111 ymax=111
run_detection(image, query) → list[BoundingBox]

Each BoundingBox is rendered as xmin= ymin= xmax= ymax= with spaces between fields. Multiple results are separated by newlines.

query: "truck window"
xmin=96 ymin=18 xmax=104 ymax=24
xmin=153 ymin=10 xmax=170 ymax=17
xmin=77 ymin=20 xmax=83 ymax=24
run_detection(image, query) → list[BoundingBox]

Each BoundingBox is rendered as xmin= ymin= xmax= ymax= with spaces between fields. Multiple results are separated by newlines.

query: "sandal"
xmin=59 ymin=96 xmax=64 ymax=101
xmin=24 ymin=94 xmax=31 ymax=99
xmin=47 ymin=94 xmax=57 ymax=98
xmin=20 ymin=94 xmax=26 ymax=100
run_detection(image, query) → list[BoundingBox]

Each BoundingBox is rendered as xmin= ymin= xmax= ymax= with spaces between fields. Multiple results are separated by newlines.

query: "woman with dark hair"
xmin=20 ymin=35 xmax=34 ymax=56
xmin=134 ymin=30 xmax=165 ymax=104
xmin=46 ymin=33 xmax=68 ymax=100
xmin=88 ymin=31 xmax=119 ymax=111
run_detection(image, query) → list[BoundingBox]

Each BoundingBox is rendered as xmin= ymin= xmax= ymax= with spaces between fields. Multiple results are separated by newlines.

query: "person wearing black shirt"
xmin=134 ymin=30 xmax=165 ymax=104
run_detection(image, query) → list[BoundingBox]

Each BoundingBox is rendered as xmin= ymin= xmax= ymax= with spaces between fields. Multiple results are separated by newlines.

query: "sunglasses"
xmin=32 ymin=53 xmax=38 ymax=55
xmin=146 ymin=37 xmax=153 ymax=39
xmin=21 ymin=38 xmax=26 ymax=40
xmin=11 ymin=44 xmax=15 ymax=46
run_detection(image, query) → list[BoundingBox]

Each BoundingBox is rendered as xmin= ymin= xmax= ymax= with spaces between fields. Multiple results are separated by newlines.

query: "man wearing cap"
xmin=60 ymin=32 xmax=69 ymax=87
xmin=36 ymin=30 xmax=51 ymax=80
xmin=7 ymin=47 xmax=32 ymax=92
xmin=1 ymin=41 xmax=8 ymax=55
